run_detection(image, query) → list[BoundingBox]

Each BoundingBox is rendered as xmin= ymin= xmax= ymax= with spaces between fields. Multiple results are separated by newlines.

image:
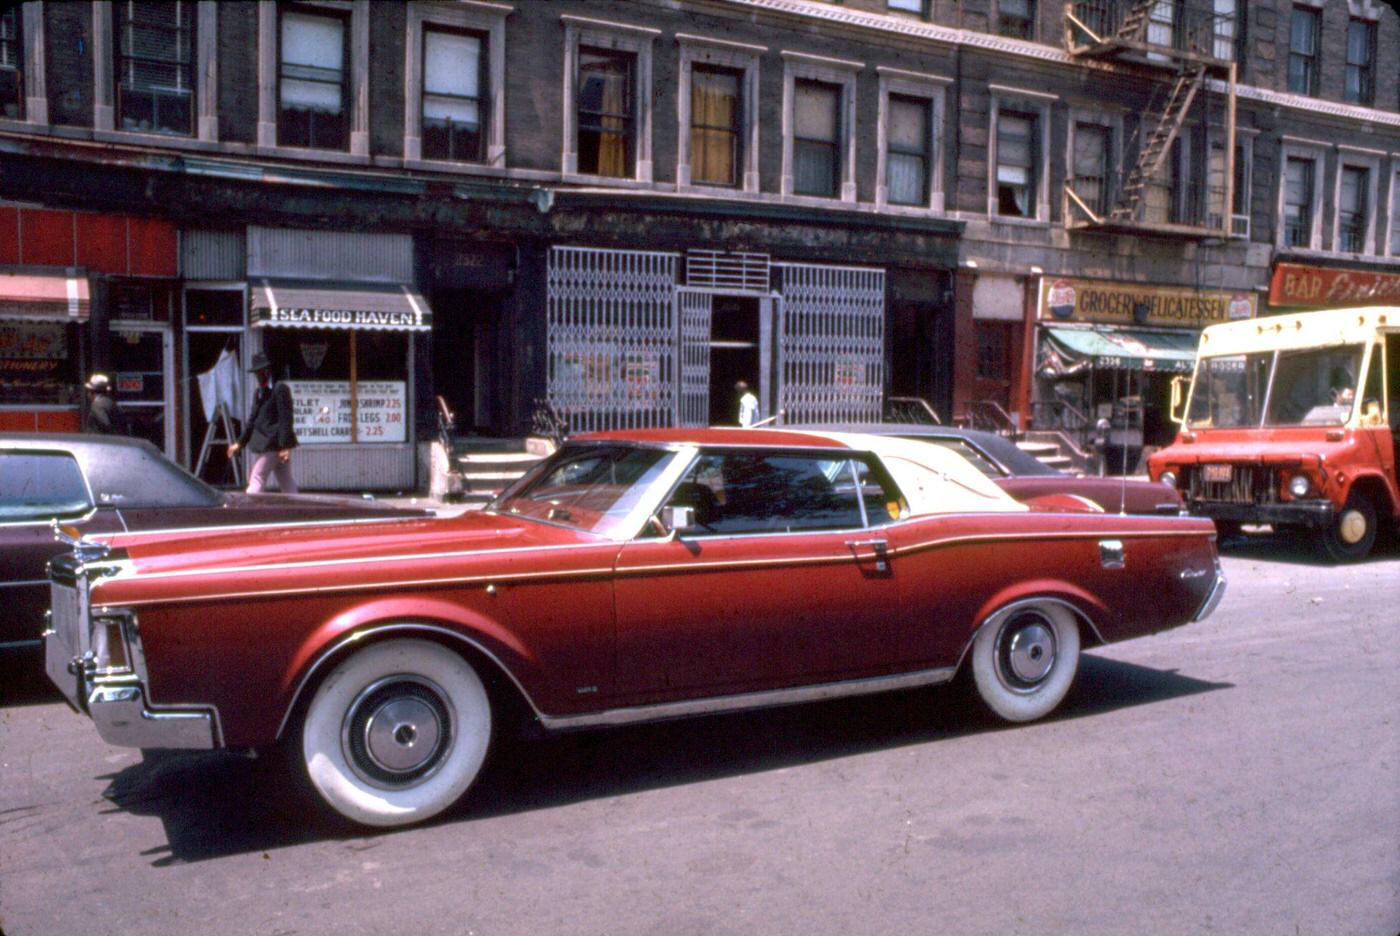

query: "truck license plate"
xmin=1202 ymin=464 xmax=1233 ymax=483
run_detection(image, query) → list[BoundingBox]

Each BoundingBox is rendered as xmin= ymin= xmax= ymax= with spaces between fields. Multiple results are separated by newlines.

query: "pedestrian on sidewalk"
xmin=229 ymin=352 xmax=299 ymax=493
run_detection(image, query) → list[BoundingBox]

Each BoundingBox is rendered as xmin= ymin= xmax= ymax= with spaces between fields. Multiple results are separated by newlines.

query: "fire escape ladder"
xmin=1114 ymin=1 xmax=1156 ymax=43
xmin=1111 ymin=63 xmax=1206 ymax=220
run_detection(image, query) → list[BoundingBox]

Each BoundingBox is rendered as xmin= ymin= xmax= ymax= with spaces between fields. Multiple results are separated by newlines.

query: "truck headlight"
xmin=1160 ymin=471 xmax=1177 ymax=488
xmin=1288 ymin=474 xmax=1311 ymax=498
xmin=90 ymin=613 xmax=132 ymax=676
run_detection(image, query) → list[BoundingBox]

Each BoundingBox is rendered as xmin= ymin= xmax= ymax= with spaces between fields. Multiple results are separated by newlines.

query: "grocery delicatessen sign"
xmin=1039 ymin=278 xmax=1256 ymax=326
xmin=286 ymin=380 xmax=406 ymax=444
xmin=1268 ymin=262 xmax=1400 ymax=308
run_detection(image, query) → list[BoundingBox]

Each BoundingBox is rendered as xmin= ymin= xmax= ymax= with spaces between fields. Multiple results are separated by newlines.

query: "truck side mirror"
xmin=1169 ymin=376 xmax=1188 ymax=425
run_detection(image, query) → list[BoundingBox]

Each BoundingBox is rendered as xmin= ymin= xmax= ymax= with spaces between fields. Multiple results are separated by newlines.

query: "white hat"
xmin=85 ymin=373 xmax=111 ymax=392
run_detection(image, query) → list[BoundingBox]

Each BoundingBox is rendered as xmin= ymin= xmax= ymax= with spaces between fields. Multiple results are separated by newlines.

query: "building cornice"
xmin=720 ymin=0 xmax=1400 ymax=130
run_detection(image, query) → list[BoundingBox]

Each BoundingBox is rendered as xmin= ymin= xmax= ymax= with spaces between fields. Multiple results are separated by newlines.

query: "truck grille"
xmin=1184 ymin=465 xmax=1279 ymax=505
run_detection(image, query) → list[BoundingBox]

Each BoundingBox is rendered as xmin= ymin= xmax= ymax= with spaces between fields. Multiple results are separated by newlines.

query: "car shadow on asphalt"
xmin=0 ymin=651 xmax=61 ymax=709
xmin=96 ymin=653 xmax=1231 ymax=865
xmin=1218 ymin=528 xmax=1399 ymax=566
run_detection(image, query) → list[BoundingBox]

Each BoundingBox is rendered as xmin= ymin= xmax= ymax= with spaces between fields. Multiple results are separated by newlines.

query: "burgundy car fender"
xmin=274 ymin=597 xmax=542 ymax=742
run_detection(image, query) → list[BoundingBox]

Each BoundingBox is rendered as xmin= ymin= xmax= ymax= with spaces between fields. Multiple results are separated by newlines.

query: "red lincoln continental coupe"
xmin=46 ymin=429 xmax=1224 ymax=828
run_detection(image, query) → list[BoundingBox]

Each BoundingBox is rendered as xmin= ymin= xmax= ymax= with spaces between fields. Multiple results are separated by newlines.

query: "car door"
xmin=612 ymin=449 xmax=903 ymax=698
xmin=0 ymin=449 xmax=125 ymax=648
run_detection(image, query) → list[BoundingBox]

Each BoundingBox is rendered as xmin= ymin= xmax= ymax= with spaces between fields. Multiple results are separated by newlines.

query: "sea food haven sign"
xmin=263 ymin=307 xmax=424 ymax=330
xmin=1038 ymin=277 xmax=1256 ymax=327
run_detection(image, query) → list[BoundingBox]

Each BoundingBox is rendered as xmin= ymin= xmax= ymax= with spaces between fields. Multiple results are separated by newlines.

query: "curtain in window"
xmin=996 ymin=113 xmax=1033 ymax=216
xmin=424 ymin=31 xmax=480 ymax=128
xmin=793 ymin=81 xmax=839 ymax=197
xmin=596 ymin=64 xmax=629 ymax=178
xmin=281 ymin=12 xmax=343 ymax=113
xmin=886 ymin=96 xmax=928 ymax=206
xmin=1212 ymin=0 xmax=1237 ymax=60
xmin=691 ymin=69 xmax=738 ymax=186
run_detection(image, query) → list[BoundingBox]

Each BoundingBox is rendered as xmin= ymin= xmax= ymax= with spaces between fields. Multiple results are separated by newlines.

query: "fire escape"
xmin=1062 ymin=1 xmax=1238 ymax=238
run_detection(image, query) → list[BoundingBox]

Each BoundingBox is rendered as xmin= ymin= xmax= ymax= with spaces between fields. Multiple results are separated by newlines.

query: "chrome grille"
xmin=1185 ymin=465 xmax=1279 ymax=505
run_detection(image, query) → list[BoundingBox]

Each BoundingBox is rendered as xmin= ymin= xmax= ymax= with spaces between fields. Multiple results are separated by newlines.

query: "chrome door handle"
xmin=845 ymin=538 xmax=890 ymax=572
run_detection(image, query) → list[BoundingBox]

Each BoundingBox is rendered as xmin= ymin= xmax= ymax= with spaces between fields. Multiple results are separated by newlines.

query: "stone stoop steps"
xmin=1016 ymin=437 xmax=1077 ymax=472
xmin=429 ymin=436 xmax=553 ymax=504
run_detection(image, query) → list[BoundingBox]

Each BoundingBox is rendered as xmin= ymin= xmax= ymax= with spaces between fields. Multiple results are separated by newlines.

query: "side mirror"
xmin=660 ymin=504 xmax=696 ymax=539
xmin=1169 ymin=376 xmax=1188 ymax=425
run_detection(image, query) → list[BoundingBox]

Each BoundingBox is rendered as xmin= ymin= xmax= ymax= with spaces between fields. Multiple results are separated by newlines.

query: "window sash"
xmin=278 ymin=10 xmax=349 ymax=150
xmin=1344 ymin=20 xmax=1374 ymax=104
xmin=887 ymin=0 xmax=926 ymax=13
xmin=1284 ymin=157 xmax=1314 ymax=246
xmin=794 ymin=139 xmax=839 ymax=197
xmin=1073 ymin=124 xmax=1111 ymax=215
xmin=1389 ymin=174 xmax=1400 ymax=255
xmin=422 ymin=27 xmax=486 ymax=162
xmin=577 ymin=48 xmax=635 ymax=177
xmin=794 ymin=80 xmax=839 ymax=144
xmin=1338 ymin=167 xmax=1368 ymax=252
xmin=116 ymin=0 xmax=195 ymax=135
xmin=996 ymin=110 xmax=1037 ymax=216
xmin=998 ymin=0 xmax=1035 ymax=38
xmin=691 ymin=66 xmax=741 ymax=187
xmin=1212 ymin=0 xmax=1238 ymax=61
xmin=1288 ymin=8 xmax=1318 ymax=94
xmin=887 ymin=95 xmax=930 ymax=207
xmin=0 ymin=6 xmax=21 ymax=120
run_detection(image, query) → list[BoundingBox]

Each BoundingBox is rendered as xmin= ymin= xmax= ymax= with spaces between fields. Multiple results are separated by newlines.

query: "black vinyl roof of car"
xmin=0 ymin=432 xmax=223 ymax=508
xmin=788 ymin=424 xmax=1062 ymax=477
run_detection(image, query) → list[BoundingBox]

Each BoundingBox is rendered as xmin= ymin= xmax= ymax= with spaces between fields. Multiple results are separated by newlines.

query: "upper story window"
xmin=1072 ymin=122 xmax=1112 ymax=218
xmin=997 ymin=0 xmax=1036 ymax=40
xmin=887 ymin=0 xmax=928 ymax=16
xmin=1212 ymin=0 xmax=1240 ymax=62
xmin=1287 ymin=7 xmax=1319 ymax=97
xmin=995 ymin=109 xmax=1037 ymax=217
xmin=115 ymin=1 xmax=194 ymax=136
xmin=690 ymin=65 xmax=741 ymax=187
xmin=886 ymin=94 xmax=930 ymax=206
xmin=577 ymin=47 xmax=635 ymax=178
xmin=1388 ymin=170 xmax=1400 ymax=256
xmin=1338 ymin=165 xmax=1369 ymax=253
xmin=278 ymin=9 xmax=348 ymax=150
xmin=793 ymin=79 xmax=840 ymax=198
xmin=422 ymin=27 xmax=485 ymax=162
xmin=1344 ymin=19 xmax=1375 ymax=106
xmin=1283 ymin=156 xmax=1315 ymax=248
xmin=0 ymin=6 xmax=21 ymax=120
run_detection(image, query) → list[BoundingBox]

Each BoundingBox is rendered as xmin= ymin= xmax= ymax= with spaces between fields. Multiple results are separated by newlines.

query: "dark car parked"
xmin=793 ymin=424 xmax=1183 ymax=516
xmin=1 ymin=434 xmax=432 ymax=651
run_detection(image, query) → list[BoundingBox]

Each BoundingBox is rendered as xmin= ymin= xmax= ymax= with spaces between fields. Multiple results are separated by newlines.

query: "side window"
xmin=0 ymin=452 xmax=92 ymax=522
xmin=665 ymin=451 xmax=877 ymax=534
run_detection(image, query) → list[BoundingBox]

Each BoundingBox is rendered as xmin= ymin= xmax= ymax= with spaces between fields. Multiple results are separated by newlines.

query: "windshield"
xmin=488 ymin=444 xmax=677 ymax=538
xmin=1187 ymin=353 xmax=1271 ymax=429
xmin=1265 ymin=345 xmax=1364 ymax=426
xmin=1186 ymin=344 xmax=1365 ymax=429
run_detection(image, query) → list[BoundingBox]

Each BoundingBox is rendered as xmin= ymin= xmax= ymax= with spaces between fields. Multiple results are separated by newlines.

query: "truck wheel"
xmin=1318 ymin=492 xmax=1377 ymax=562
xmin=300 ymin=639 xmax=492 ymax=828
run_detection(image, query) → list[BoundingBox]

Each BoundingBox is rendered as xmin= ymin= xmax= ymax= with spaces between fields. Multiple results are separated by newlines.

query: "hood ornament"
xmin=51 ymin=520 xmax=112 ymax=563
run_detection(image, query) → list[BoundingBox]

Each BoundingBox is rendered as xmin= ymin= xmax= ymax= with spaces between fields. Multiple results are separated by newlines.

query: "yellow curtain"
xmin=691 ymin=75 xmax=735 ymax=185
xmin=597 ymin=70 xmax=627 ymax=177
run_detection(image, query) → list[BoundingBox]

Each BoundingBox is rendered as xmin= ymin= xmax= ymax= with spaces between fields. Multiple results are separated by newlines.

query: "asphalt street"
xmin=1 ymin=533 xmax=1397 ymax=936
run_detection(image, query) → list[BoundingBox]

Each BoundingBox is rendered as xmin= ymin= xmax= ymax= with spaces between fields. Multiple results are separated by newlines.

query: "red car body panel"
xmin=994 ymin=476 xmax=1183 ymax=515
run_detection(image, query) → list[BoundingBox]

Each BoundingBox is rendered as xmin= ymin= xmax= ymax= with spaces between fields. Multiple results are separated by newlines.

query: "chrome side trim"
xmin=537 ymin=666 xmax=958 ymax=731
xmin=275 ymin=622 xmax=546 ymax=741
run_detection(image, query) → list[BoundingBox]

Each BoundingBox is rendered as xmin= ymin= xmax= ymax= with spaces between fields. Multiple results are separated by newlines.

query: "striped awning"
xmin=250 ymin=279 xmax=432 ymax=332
xmin=0 ymin=270 xmax=91 ymax=321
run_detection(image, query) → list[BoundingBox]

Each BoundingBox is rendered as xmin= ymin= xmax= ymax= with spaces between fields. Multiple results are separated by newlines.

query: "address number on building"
xmin=286 ymin=380 xmax=406 ymax=444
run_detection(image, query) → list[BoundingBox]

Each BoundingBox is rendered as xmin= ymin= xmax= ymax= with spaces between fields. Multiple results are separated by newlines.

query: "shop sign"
xmin=287 ymin=380 xmax=407 ymax=444
xmin=1268 ymin=262 xmax=1400 ymax=308
xmin=0 ymin=321 xmax=67 ymax=359
xmin=264 ymin=307 xmax=424 ymax=330
xmin=0 ymin=321 xmax=70 ymax=399
xmin=1039 ymin=277 xmax=1255 ymax=327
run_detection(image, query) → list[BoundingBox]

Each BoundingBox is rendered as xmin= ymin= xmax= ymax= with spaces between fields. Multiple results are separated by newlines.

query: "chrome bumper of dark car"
xmin=44 ymin=558 xmax=219 ymax=750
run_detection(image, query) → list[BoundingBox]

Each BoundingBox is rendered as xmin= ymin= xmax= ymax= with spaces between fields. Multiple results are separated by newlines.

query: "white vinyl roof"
xmin=809 ymin=432 xmax=1028 ymax=516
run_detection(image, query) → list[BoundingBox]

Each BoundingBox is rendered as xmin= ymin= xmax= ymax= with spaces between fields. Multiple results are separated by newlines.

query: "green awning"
xmin=1041 ymin=326 xmax=1197 ymax=374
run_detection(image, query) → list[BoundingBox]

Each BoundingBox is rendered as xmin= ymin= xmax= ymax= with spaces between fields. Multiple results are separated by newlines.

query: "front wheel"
xmin=970 ymin=602 xmax=1081 ymax=723
xmin=300 ymin=639 xmax=493 ymax=828
xmin=1318 ymin=492 xmax=1377 ymax=563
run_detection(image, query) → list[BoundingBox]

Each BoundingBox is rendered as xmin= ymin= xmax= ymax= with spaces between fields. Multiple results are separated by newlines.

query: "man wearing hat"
xmin=228 ymin=352 xmax=299 ymax=493
xmin=83 ymin=373 xmax=120 ymax=435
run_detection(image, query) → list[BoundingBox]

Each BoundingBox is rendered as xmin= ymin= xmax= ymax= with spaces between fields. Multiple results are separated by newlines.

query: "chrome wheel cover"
xmin=995 ymin=612 xmax=1058 ymax=691
xmin=342 ymin=675 xmax=455 ymax=789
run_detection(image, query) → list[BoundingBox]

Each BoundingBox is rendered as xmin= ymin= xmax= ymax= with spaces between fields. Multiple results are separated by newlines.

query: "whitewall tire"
xmin=300 ymin=638 xmax=492 ymax=828
xmin=970 ymin=601 xmax=1081 ymax=723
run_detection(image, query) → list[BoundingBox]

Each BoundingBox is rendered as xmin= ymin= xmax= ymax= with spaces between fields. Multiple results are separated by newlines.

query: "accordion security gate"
xmin=545 ymin=247 xmax=885 ymax=432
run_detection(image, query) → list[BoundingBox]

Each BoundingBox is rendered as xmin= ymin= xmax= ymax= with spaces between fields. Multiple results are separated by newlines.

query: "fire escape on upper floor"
xmin=1062 ymin=1 xmax=1239 ymax=240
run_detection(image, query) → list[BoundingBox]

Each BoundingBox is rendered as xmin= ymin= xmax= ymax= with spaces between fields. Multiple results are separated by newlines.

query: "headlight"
xmin=1288 ymin=474 xmax=1311 ymax=498
xmin=1160 ymin=471 xmax=1177 ymax=488
xmin=90 ymin=614 xmax=132 ymax=675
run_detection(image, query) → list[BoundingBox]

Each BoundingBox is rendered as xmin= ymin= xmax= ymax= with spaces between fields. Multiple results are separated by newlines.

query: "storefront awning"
xmin=0 ymin=270 xmax=91 ymax=321
xmin=1041 ymin=326 xmax=1197 ymax=374
xmin=251 ymin=279 xmax=432 ymax=332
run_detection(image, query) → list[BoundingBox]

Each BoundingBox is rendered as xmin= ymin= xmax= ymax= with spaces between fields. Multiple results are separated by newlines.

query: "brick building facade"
xmin=1 ymin=1 xmax=1398 ymax=486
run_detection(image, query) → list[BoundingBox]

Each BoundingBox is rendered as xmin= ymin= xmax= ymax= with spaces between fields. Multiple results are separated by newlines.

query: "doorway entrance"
xmin=110 ymin=323 xmax=174 ymax=457
xmin=433 ymin=288 xmax=504 ymax=434
xmin=708 ymin=295 xmax=762 ymax=426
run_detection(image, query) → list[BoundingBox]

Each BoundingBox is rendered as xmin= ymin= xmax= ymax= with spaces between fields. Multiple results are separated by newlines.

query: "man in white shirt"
xmin=736 ymin=380 xmax=759 ymax=427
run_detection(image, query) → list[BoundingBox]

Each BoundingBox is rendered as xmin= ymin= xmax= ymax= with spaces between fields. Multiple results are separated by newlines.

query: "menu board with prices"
xmin=286 ymin=380 xmax=407 ymax=444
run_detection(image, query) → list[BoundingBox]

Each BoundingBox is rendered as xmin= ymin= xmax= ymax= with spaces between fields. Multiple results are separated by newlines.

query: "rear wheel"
xmin=299 ymin=639 xmax=492 ymax=828
xmin=969 ymin=602 xmax=1081 ymax=723
xmin=1318 ymin=492 xmax=1377 ymax=563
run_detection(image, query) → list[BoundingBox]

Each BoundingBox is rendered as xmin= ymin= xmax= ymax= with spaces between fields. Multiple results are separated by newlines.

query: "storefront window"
xmin=0 ymin=321 xmax=82 ymax=405
xmin=263 ymin=328 xmax=409 ymax=444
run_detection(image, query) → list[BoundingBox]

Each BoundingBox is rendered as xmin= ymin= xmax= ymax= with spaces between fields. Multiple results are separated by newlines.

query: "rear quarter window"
xmin=0 ymin=451 xmax=93 ymax=521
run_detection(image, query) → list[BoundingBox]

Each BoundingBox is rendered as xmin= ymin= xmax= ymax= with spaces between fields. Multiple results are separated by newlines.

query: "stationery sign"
xmin=286 ymin=380 xmax=407 ymax=444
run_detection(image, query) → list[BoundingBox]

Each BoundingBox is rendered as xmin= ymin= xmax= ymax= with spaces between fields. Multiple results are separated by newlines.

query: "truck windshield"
xmin=1187 ymin=353 xmax=1271 ymax=428
xmin=1187 ymin=344 xmax=1366 ymax=429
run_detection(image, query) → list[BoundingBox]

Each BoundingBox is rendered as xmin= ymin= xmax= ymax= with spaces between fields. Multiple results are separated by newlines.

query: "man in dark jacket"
xmin=84 ymin=373 xmax=120 ymax=434
xmin=228 ymin=352 xmax=299 ymax=493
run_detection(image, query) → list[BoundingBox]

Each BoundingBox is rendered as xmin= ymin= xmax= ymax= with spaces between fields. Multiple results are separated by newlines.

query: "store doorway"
xmin=110 ymin=325 xmax=173 ymax=457
xmin=184 ymin=287 xmax=246 ymax=483
xmin=708 ymin=295 xmax=761 ymax=426
xmin=433 ymin=288 xmax=504 ymax=434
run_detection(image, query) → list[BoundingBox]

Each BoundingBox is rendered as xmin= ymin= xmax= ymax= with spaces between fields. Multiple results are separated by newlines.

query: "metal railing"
xmin=963 ymin=400 xmax=1017 ymax=435
xmin=1031 ymin=399 xmax=1094 ymax=449
xmin=884 ymin=396 xmax=942 ymax=425
xmin=1068 ymin=1 xmax=1237 ymax=62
